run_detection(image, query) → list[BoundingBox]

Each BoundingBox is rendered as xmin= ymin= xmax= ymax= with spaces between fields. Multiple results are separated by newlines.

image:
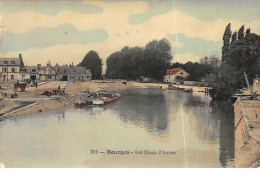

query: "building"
xmin=0 ymin=54 xmax=24 ymax=82
xmin=38 ymin=62 xmax=92 ymax=82
xmin=0 ymin=54 xmax=92 ymax=82
xmin=164 ymin=68 xmax=190 ymax=84
xmin=19 ymin=65 xmax=40 ymax=81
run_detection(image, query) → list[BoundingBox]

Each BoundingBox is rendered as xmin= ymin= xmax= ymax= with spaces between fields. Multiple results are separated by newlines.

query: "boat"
xmin=74 ymin=93 xmax=98 ymax=108
xmin=92 ymin=99 xmax=105 ymax=106
xmin=168 ymin=85 xmax=185 ymax=91
xmin=74 ymin=91 xmax=120 ymax=108
xmin=102 ymin=93 xmax=120 ymax=105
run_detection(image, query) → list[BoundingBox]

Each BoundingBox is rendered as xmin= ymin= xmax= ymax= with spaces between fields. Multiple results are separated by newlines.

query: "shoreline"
xmin=0 ymin=81 xmax=210 ymax=118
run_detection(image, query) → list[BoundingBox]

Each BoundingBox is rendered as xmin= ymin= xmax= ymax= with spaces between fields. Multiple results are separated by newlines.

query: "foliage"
xmin=78 ymin=50 xmax=102 ymax=80
xmin=105 ymin=38 xmax=173 ymax=82
xmin=170 ymin=55 xmax=221 ymax=82
xmin=211 ymin=23 xmax=260 ymax=100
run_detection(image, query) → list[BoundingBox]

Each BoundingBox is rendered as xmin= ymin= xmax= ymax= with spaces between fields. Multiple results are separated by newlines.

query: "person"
xmin=58 ymin=85 xmax=60 ymax=92
xmin=35 ymin=82 xmax=38 ymax=89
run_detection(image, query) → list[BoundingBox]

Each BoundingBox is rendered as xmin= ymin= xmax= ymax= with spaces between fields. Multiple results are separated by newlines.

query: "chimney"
xmin=37 ymin=64 xmax=41 ymax=69
xmin=19 ymin=54 xmax=25 ymax=68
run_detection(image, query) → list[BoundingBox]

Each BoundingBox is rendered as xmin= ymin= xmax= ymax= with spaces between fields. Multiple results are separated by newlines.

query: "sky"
xmin=0 ymin=0 xmax=260 ymax=68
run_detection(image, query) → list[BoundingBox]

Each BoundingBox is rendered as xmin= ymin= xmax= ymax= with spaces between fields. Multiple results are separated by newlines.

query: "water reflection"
xmin=211 ymin=101 xmax=234 ymax=167
xmin=115 ymin=89 xmax=169 ymax=134
xmin=0 ymin=88 xmax=234 ymax=168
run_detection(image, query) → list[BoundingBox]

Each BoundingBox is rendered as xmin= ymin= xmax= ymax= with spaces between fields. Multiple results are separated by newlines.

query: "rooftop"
xmin=166 ymin=68 xmax=182 ymax=74
xmin=0 ymin=57 xmax=21 ymax=66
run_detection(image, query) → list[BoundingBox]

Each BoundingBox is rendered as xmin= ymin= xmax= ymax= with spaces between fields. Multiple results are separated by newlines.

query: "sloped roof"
xmin=0 ymin=57 xmax=21 ymax=66
xmin=166 ymin=68 xmax=182 ymax=74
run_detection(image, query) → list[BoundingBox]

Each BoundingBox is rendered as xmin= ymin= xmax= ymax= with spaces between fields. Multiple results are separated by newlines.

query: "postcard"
xmin=0 ymin=0 xmax=260 ymax=168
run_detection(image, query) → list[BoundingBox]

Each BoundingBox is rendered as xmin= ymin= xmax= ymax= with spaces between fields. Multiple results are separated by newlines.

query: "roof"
xmin=166 ymin=68 xmax=182 ymax=74
xmin=38 ymin=64 xmax=90 ymax=75
xmin=0 ymin=57 xmax=21 ymax=66
xmin=20 ymin=66 xmax=40 ymax=73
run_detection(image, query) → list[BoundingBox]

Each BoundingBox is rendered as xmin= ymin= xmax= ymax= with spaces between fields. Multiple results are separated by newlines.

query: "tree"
xmin=78 ymin=50 xmax=102 ymax=80
xmin=105 ymin=38 xmax=173 ymax=82
xmin=222 ymin=23 xmax=232 ymax=62
xmin=211 ymin=23 xmax=260 ymax=100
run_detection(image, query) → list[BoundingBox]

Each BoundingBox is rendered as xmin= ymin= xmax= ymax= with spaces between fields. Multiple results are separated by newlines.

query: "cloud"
xmin=0 ymin=24 xmax=108 ymax=53
xmin=167 ymin=33 xmax=222 ymax=56
xmin=0 ymin=0 xmax=103 ymax=15
xmin=174 ymin=0 xmax=260 ymax=22
xmin=172 ymin=53 xmax=205 ymax=64
xmin=129 ymin=0 xmax=173 ymax=25
xmin=128 ymin=0 xmax=260 ymax=25
xmin=1 ymin=0 xmax=260 ymax=66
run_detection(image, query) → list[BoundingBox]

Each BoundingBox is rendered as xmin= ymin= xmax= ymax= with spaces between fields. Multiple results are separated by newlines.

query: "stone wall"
xmin=234 ymin=98 xmax=260 ymax=167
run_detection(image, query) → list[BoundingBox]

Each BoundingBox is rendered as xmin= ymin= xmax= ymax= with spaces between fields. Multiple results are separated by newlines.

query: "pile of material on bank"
xmin=74 ymin=90 xmax=120 ymax=108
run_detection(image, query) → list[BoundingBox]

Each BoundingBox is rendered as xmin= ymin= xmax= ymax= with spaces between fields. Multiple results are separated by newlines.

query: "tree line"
xmin=171 ymin=55 xmax=220 ymax=82
xmin=105 ymin=38 xmax=173 ymax=82
xmin=77 ymin=23 xmax=260 ymax=101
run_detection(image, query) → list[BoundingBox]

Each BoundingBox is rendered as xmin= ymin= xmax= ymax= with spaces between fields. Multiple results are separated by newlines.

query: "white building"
xmin=164 ymin=68 xmax=190 ymax=84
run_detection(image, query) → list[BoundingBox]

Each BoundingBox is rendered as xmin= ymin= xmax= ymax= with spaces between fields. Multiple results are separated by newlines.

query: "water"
xmin=0 ymin=88 xmax=234 ymax=168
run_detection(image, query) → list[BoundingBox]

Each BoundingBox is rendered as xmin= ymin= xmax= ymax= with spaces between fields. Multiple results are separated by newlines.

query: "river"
xmin=0 ymin=88 xmax=234 ymax=168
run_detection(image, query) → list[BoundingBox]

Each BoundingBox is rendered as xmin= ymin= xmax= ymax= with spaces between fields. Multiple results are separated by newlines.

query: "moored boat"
xmin=102 ymin=93 xmax=120 ymax=105
xmin=74 ymin=91 xmax=120 ymax=108
xmin=92 ymin=99 xmax=105 ymax=106
xmin=74 ymin=93 xmax=97 ymax=108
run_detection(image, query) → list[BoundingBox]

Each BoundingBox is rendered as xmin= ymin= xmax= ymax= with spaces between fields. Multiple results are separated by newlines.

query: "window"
xmin=11 ymin=75 xmax=14 ymax=80
xmin=180 ymin=72 xmax=183 ymax=75
xmin=32 ymin=68 xmax=36 ymax=73
xmin=12 ymin=68 xmax=15 ymax=73
xmin=22 ymin=68 xmax=27 ymax=72
xmin=3 ymin=60 xmax=7 ymax=64
xmin=11 ymin=60 xmax=15 ymax=64
xmin=64 ymin=70 xmax=67 ymax=73
xmin=2 ymin=68 xmax=7 ymax=73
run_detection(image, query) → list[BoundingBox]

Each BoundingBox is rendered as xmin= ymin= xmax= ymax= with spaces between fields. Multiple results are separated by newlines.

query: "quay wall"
xmin=234 ymin=98 xmax=260 ymax=168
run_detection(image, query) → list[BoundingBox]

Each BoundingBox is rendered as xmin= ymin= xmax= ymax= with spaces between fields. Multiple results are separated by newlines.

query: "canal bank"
xmin=0 ymin=81 xmax=201 ymax=118
xmin=234 ymin=97 xmax=260 ymax=167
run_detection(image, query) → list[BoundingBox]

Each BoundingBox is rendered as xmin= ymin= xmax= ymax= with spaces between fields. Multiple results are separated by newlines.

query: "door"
xmin=31 ymin=75 xmax=36 ymax=80
xmin=63 ymin=75 xmax=68 ymax=81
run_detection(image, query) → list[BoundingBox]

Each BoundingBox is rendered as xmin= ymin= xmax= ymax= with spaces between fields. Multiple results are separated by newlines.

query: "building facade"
xmin=37 ymin=62 xmax=92 ymax=82
xmin=164 ymin=68 xmax=190 ymax=84
xmin=19 ymin=66 xmax=40 ymax=81
xmin=0 ymin=54 xmax=24 ymax=82
xmin=0 ymin=55 xmax=92 ymax=82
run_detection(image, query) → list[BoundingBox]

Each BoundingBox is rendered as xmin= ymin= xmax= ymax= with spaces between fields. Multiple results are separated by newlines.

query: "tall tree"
xmin=222 ymin=23 xmax=232 ymax=62
xmin=78 ymin=50 xmax=102 ymax=80
xmin=211 ymin=24 xmax=260 ymax=100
